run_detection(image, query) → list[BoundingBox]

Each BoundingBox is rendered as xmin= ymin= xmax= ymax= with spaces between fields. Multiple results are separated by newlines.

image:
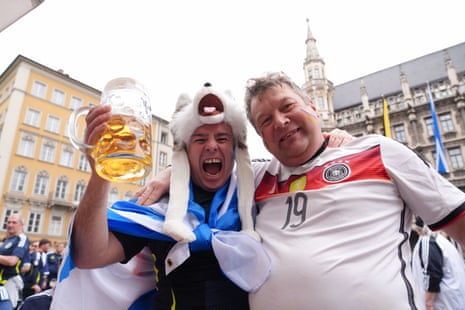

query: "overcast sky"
xmin=1 ymin=0 xmax=464 ymax=158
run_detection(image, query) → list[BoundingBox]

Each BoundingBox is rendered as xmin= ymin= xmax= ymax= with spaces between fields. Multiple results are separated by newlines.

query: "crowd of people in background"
xmin=0 ymin=214 xmax=65 ymax=310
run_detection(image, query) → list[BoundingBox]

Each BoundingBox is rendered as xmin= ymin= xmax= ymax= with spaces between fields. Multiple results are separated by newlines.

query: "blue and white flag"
xmin=51 ymin=177 xmax=271 ymax=310
xmin=51 ymin=245 xmax=156 ymax=310
xmin=427 ymin=82 xmax=449 ymax=173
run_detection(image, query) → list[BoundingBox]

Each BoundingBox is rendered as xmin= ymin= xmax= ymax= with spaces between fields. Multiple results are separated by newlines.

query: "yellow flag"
xmin=383 ymin=98 xmax=391 ymax=138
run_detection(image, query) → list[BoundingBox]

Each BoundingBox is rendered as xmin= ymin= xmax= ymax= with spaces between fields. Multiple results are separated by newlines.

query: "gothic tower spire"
xmin=305 ymin=18 xmax=320 ymax=61
xmin=302 ymin=19 xmax=335 ymax=130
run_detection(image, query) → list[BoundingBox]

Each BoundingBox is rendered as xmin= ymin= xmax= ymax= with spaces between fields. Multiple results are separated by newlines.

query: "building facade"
xmin=303 ymin=22 xmax=465 ymax=191
xmin=0 ymin=55 xmax=173 ymax=244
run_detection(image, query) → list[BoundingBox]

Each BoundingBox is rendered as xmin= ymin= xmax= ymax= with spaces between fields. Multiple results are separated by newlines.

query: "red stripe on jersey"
xmin=255 ymin=145 xmax=391 ymax=202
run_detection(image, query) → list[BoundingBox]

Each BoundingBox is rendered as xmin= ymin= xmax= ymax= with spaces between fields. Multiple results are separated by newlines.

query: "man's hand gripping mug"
xmin=68 ymin=77 xmax=152 ymax=182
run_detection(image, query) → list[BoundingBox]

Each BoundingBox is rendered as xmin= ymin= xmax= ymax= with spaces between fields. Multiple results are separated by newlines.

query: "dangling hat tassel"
xmin=163 ymin=148 xmax=196 ymax=242
xmin=235 ymin=143 xmax=260 ymax=241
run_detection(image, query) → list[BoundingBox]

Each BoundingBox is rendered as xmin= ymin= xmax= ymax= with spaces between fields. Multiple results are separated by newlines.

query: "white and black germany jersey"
xmin=249 ymin=135 xmax=465 ymax=310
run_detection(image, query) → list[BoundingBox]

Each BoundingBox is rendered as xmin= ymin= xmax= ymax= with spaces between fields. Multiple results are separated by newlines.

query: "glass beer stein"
xmin=68 ymin=77 xmax=152 ymax=182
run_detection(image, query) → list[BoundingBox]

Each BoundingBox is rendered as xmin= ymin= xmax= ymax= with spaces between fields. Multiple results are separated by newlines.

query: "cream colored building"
xmin=0 ymin=55 xmax=173 ymax=243
xmin=303 ymin=22 xmax=465 ymax=191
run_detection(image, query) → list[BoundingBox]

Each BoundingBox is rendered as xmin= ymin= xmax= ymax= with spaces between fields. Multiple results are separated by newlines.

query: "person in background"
xmin=444 ymin=231 xmax=465 ymax=260
xmin=409 ymin=215 xmax=423 ymax=250
xmin=0 ymin=214 xmax=30 ymax=310
xmin=18 ymin=289 xmax=53 ymax=310
xmin=411 ymin=218 xmax=465 ymax=310
xmin=45 ymin=242 xmax=65 ymax=289
xmin=36 ymin=239 xmax=50 ymax=292
xmin=20 ymin=241 xmax=38 ymax=273
xmin=20 ymin=242 xmax=62 ymax=309
xmin=17 ymin=240 xmax=37 ymax=303
xmin=21 ymin=239 xmax=48 ymax=301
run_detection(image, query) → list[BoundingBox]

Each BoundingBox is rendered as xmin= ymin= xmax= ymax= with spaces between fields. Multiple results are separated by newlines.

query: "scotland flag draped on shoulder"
xmin=51 ymin=174 xmax=271 ymax=310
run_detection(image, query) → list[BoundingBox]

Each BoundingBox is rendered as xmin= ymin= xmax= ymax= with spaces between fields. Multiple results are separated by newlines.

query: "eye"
xmin=282 ymin=102 xmax=294 ymax=112
xmin=216 ymin=135 xmax=231 ymax=143
xmin=192 ymin=137 xmax=207 ymax=144
xmin=258 ymin=116 xmax=271 ymax=129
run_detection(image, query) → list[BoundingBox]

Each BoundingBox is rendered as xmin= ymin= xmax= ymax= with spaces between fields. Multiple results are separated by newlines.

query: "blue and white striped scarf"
xmin=52 ymin=178 xmax=270 ymax=310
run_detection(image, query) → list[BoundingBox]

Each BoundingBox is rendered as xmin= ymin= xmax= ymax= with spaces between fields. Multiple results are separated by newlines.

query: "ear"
xmin=175 ymin=93 xmax=191 ymax=112
xmin=308 ymin=100 xmax=320 ymax=118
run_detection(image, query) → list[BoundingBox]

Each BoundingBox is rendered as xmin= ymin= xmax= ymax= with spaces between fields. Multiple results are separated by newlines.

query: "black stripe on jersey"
xmin=429 ymin=201 xmax=465 ymax=230
xmin=398 ymin=205 xmax=420 ymax=310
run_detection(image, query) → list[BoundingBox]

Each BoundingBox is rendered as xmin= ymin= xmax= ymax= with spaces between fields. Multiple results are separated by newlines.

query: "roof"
xmin=333 ymin=41 xmax=465 ymax=111
xmin=0 ymin=54 xmax=101 ymax=94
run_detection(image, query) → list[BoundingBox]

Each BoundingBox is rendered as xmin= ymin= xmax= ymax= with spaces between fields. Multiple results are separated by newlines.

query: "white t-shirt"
xmin=411 ymin=233 xmax=465 ymax=310
xmin=249 ymin=135 xmax=465 ymax=310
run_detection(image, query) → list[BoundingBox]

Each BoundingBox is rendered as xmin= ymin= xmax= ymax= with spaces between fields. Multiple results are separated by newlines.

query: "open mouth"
xmin=280 ymin=128 xmax=299 ymax=142
xmin=198 ymin=94 xmax=224 ymax=116
xmin=203 ymin=158 xmax=222 ymax=175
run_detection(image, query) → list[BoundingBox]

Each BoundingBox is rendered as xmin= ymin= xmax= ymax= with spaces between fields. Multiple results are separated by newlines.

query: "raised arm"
xmin=71 ymin=105 xmax=125 ymax=268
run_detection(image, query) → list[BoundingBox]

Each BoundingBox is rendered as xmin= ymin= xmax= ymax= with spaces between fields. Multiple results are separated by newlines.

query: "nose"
xmin=205 ymin=137 xmax=218 ymax=152
xmin=273 ymin=112 xmax=289 ymax=129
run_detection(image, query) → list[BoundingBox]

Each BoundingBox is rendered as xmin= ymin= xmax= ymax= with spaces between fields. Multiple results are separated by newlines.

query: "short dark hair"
xmin=39 ymin=238 xmax=51 ymax=246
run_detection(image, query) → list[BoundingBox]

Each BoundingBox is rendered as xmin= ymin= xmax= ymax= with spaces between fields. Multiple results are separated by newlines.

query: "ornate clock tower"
xmin=302 ymin=19 xmax=336 ymax=131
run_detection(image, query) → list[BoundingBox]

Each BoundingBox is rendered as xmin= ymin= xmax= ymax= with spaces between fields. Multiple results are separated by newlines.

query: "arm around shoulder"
xmin=134 ymin=166 xmax=172 ymax=205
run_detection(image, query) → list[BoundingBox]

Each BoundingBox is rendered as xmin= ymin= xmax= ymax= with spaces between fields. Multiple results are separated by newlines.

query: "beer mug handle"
xmin=68 ymin=106 xmax=95 ymax=152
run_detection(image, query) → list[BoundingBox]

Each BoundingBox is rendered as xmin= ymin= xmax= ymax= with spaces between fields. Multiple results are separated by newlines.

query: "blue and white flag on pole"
xmin=427 ymin=82 xmax=450 ymax=173
xmin=51 ymin=176 xmax=271 ymax=310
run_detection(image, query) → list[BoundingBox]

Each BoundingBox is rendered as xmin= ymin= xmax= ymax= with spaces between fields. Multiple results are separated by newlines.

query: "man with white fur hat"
xmin=52 ymin=82 xmax=270 ymax=309
xmin=164 ymin=82 xmax=259 ymax=243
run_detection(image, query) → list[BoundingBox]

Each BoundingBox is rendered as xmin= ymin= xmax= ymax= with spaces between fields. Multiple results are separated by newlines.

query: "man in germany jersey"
xmin=244 ymin=72 xmax=465 ymax=310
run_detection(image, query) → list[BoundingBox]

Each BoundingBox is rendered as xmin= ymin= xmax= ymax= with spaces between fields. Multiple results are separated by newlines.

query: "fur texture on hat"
xmin=164 ymin=82 xmax=259 ymax=243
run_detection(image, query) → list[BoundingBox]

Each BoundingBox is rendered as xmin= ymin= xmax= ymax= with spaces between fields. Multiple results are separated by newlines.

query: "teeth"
xmin=204 ymin=158 xmax=221 ymax=164
xmin=281 ymin=129 xmax=297 ymax=141
xmin=203 ymin=106 xmax=217 ymax=113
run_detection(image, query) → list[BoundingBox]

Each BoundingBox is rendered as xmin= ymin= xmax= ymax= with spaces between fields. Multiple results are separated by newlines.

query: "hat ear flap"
xmin=163 ymin=149 xmax=196 ymax=242
xmin=235 ymin=145 xmax=260 ymax=241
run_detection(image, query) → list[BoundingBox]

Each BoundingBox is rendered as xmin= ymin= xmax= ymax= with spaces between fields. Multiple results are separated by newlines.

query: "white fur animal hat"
xmin=163 ymin=82 xmax=258 ymax=242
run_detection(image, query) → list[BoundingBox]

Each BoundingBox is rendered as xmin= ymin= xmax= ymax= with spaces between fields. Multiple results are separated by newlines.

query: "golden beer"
xmin=68 ymin=77 xmax=152 ymax=182
xmin=93 ymin=114 xmax=152 ymax=182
